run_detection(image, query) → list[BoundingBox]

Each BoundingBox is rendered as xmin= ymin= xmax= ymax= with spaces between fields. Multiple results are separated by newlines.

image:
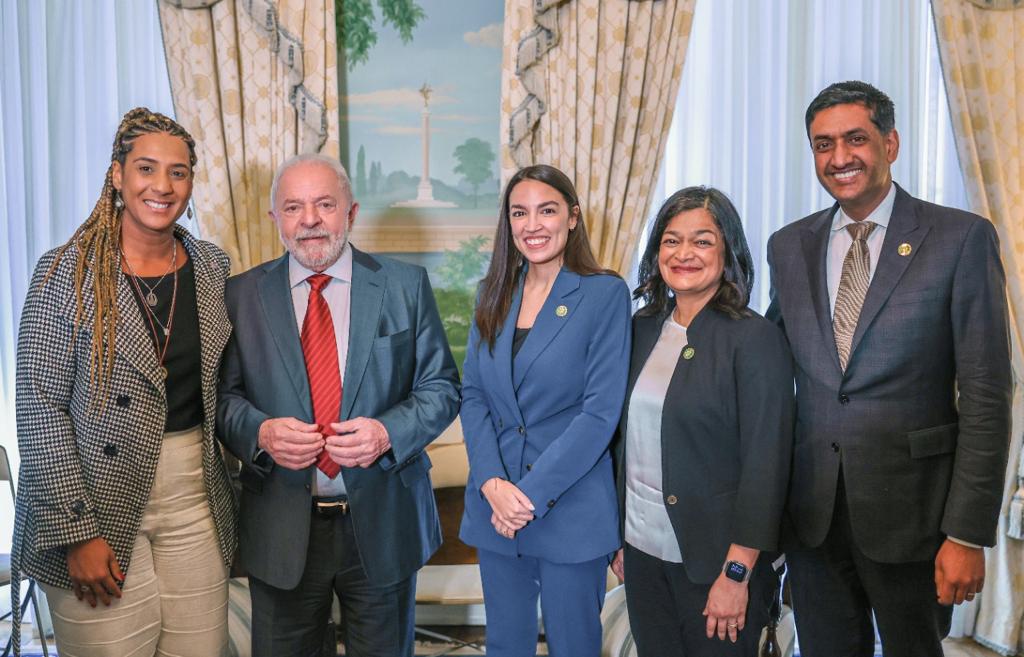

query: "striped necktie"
xmin=833 ymin=221 xmax=877 ymax=372
xmin=301 ymin=273 xmax=342 ymax=478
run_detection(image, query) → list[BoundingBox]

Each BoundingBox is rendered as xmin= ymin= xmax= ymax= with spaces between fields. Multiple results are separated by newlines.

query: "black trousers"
xmin=248 ymin=510 xmax=416 ymax=657
xmin=623 ymin=543 xmax=774 ymax=657
xmin=787 ymin=477 xmax=952 ymax=657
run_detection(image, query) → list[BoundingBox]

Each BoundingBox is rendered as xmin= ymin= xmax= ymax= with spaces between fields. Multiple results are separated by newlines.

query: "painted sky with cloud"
xmin=341 ymin=1 xmax=502 ymax=191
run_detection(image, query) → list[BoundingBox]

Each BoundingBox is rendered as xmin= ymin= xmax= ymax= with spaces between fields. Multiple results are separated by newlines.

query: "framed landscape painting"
xmin=337 ymin=0 xmax=503 ymax=370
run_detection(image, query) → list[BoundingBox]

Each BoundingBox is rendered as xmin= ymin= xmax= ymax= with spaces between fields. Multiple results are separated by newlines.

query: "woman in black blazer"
xmin=611 ymin=187 xmax=794 ymax=656
xmin=13 ymin=108 xmax=236 ymax=656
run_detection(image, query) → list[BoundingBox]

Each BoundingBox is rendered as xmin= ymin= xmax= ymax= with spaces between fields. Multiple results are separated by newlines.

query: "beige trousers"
xmin=43 ymin=426 xmax=229 ymax=657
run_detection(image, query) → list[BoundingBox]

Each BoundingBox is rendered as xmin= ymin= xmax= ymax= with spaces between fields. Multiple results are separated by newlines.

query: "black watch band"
xmin=723 ymin=560 xmax=751 ymax=583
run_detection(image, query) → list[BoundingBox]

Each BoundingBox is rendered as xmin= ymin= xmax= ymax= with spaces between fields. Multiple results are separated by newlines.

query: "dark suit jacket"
xmin=766 ymin=184 xmax=1012 ymax=563
xmin=458 ymin=269 xmax=631 ymax=562
xmin=613 ymin=306 xmax=794 ymax=584
xmin=217 ymin=248 xmax=460 ymax=589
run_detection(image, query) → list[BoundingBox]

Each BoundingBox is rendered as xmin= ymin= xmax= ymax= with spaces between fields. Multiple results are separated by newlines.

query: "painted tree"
xmin=436 ymin=235 xmax=490 ymax=291
xmin=355 ymin=145 xmax=367 ymax=196
xmin=369 ymin=161 xmax=382 ymax=196
xmin=337 ymin=0 xmax=426 ymax=69
xmin=453 ymin=138 xmax=495 ymax=208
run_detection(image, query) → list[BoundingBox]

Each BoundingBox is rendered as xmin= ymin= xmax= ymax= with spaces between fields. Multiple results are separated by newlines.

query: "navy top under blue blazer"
xmin=458 ymin=268 xmax=632 ymax=562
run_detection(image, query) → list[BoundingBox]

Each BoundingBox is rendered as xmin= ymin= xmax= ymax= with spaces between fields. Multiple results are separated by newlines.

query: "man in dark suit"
xmin=217 ymin=154 xmax=460 ymax=657
xmin=766 ymin=81 xmax=1012 ymax=657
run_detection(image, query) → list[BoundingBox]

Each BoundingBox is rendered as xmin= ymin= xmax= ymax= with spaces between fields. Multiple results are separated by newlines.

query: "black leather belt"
xmin=312 ymin=496 xmax=349 ymax=516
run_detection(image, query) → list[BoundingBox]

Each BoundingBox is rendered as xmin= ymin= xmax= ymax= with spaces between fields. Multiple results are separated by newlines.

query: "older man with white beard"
xmin=217 ymin=153 xmax=460 ymax=657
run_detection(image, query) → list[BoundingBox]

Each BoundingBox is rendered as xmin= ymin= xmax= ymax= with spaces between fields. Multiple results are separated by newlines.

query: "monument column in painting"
xmin=393 ymin=82 xmax=456 ymax=208
xmin=417 ymin=83 xmax=435 ymax=202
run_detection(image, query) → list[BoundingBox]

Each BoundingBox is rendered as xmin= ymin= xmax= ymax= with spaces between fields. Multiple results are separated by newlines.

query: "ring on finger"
xmin=79 ymin=584 xmax=90 ymax=592
xmin=727 ymin=622 xmax=738 ymax=628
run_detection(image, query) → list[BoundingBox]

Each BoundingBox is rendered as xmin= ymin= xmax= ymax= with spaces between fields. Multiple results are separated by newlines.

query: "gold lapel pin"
xmin=555 ymin=305 xmax=568 ymax=317
xmin=682 ymin=346 xmax=695 ymax=360
xmin=898 ymin=243 xmax=912 ymax=256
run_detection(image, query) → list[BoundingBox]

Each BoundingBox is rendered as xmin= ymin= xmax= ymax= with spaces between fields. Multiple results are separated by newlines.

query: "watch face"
xmin=725 ymin=561 xmax=748 ymax=581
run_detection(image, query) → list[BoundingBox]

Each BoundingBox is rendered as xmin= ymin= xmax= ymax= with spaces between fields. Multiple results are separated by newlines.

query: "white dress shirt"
xmin=289 ymin=244 xmax=353 ymax=497
xmin=826 ymin=182 xmax=896 ymax=317
xmin=624 ymin=316 xmax=687 ymax=563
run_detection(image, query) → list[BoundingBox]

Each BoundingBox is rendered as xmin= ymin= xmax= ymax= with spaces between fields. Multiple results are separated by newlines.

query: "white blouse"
xmin=624 ymin=316 xmax=687 ymax=563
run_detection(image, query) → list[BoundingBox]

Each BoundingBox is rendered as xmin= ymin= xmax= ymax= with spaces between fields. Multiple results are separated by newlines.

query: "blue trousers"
xmin=478 ymin=547 xmax=609 ymax=657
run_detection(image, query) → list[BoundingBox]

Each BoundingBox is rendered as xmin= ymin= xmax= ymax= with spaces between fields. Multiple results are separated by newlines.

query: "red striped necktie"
xmin=300 ymin=273 xmax=342 ymax=478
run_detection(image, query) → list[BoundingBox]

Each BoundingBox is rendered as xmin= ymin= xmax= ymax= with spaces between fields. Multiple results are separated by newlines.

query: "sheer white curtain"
xmin=641 ymin=0 xmax=965 ymax=313
xmin=0 ymin=0 xmax=176 ymax=548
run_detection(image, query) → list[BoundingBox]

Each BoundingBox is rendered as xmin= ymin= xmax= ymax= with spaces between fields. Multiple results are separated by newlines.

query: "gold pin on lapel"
xmin=682 ymin=346 xmax=695 ymax=360
xmin=898 ymin=243 xmax=912 ymax=257
xmin=555 ymin=305 xmax=568 ymax=317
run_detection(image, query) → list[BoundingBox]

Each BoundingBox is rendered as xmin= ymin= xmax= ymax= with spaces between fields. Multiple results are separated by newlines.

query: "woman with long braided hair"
xmin=13 ymin=108 xmax=237 ymax=655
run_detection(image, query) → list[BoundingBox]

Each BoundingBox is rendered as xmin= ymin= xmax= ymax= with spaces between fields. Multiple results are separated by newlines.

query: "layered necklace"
xmin=122 ymin=240 xmax=179 ymax=380
xmin=128 ymin=240 xmax=176 ymax=307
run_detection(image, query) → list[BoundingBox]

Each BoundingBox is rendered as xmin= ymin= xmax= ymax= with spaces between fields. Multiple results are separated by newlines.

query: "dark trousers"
xmin=478 ymin=547 xmax=609 ymax=657
xmin=622 ymin=543 xmax=774 ymax=657
xmin=787 ymin=479 xmax=952 ymax=657
xmin=248 ymin=510 xmax=416 ymax=657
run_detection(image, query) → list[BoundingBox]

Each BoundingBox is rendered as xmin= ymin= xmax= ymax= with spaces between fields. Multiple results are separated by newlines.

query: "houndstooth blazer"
xmin=12 ymin=225 xmax=238 ymax=594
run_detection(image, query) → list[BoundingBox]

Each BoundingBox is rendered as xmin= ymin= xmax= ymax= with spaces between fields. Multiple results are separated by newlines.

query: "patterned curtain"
xmin=932 ymin=0 xmax=1024 ymax=653
xmin=157 ymin=0 xmax=340 ymax=272
xmin=500 ymin=0 xmax=697 ymax=274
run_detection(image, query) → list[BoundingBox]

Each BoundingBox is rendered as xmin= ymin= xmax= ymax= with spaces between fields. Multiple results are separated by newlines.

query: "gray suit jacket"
xmin=217 ymin=248 xmax=460 ymax=589
xmin=766 ymin=184 xmax=1012 ymax=563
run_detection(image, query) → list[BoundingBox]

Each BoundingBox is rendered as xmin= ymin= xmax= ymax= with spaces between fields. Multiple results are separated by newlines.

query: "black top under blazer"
xmin=613 ymin=305 xmax=795 ymax=585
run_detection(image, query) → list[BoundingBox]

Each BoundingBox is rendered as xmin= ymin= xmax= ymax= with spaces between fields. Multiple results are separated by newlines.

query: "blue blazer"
xmin=458 ymin=268 xmax=631 ymax=562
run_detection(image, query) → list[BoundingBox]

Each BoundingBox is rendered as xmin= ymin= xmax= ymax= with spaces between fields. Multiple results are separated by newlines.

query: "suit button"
xmin=498 ymin=419 xmax=503 ymax=429
xmin=831 ymin=442 xmax=840 ymax=453
xmin=547 ymin=500 xmax=556 ymax=509
xmin=517 ymin=426 xmax=525 ymax=436
xmin=838 ymin=394 xmax=850 ymax=404
xmin=305 ymin=484 xmax=312 ymax=491
xmin=526 ymin=464 xmax=532 ymax=471
xmin=666 ymin=495 xmax=678 ymax=505
xmin=70 ymin=500 xmax=86 ymax=516
xmin=116 ymin=394 xmax=131 ymax=407
xmin=103 ymin=444 xmax=118 ymax=457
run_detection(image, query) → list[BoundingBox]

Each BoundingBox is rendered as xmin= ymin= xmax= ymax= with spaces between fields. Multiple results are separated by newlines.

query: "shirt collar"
xmin=831 ymin=182 xmax=897 ymax=233
xmin=288 ymin=241 xmax=353 ymax=289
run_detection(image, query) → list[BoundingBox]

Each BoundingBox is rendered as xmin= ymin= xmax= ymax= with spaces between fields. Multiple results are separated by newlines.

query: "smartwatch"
xmin=723 ymin=560 xmax=751 ymax=583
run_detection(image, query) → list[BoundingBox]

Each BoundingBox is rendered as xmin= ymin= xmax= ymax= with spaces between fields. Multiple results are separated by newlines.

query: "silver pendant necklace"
xmin=122 ymin=241 xmax=177 ymax=306
xmin=125 ymin=246 xmax=179 ymax=379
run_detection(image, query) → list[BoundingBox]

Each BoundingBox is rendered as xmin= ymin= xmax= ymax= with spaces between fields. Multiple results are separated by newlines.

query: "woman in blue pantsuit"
xmin=458 ymin=165 xmax=631 ymax=656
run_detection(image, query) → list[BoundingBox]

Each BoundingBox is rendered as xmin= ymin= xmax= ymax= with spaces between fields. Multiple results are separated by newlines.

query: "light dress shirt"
xmin=289 ymin=244 xmax=353 ymax=497
xmin=624 ymin=316 xmax=687 ymax=563
xmin=826 ymin=182 xmax=896 ymax=316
